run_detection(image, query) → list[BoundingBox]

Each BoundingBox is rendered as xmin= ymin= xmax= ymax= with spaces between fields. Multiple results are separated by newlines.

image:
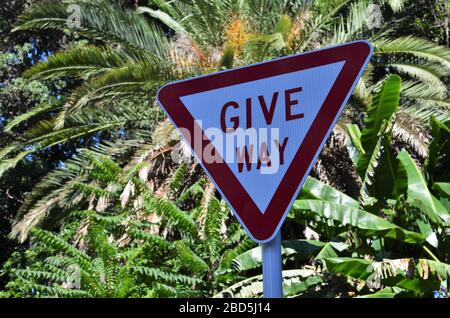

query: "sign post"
xmin=156 ymin=41 xmax=373 ymax=298
xmin=262 ymin=232 xmax=283 ymax=298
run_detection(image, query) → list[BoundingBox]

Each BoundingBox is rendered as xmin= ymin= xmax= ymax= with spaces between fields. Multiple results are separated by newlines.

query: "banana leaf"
xmin=231 ymin=240 xmax=328 ymax=272
xmin=358 ymin=74 xmax=401 ymax=176
xmin=291 ymin=199 xmax=425 ymax=244
xmin=300 ymin=177 xmax=360 ymax=208
xmin=397 ymin=150 xmax=450 ymax=225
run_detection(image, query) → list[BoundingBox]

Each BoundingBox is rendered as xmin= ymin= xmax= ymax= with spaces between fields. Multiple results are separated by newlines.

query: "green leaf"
xmin=274 ymin=15 xmax=292 ymax=40
xmin=346 ymin=123 xmax=365 ymax=165
xmin=218 ymin=46 xmax=234 ymax=70
xmin=426 ymin=116 xmax=450 ymax=183
xmin=145 ymin=196 xmax=198 ymax=236
xmin=23 ymin=46 xmax=127 ymax=80
xmin=387 ymin=63 xmax=447 ymax=91
xmin=397 ymin=150 xmax=450 ymax=225
xmin=416 ymin=220 xmax=438 ymax=248
xmin=315 ymin=242 xmax=339 ymax=259
xmin=324 ymin=257 xmax=450 ymax=295
xmin=136 ymin=6 xmax=186 ymax=34
xmin=432 ymin=182 xmax=450 ymax=198
xmin=300 ymin=177 xmax=360 ymax=208
xmin=357 ymin=287 xmax=408 ymax=298
xmin=383 ymin=0 xmax=406 ymax=12
xmin=363 ymin=116 xmax=398 ymax=201
xmin=214 ymin=269 xmax=323 ymax=298
xmin=419 ymin=259 xmax=450 ymax=280
xmin=231 ymin=240 xmax=328 ymax=272
xmin=359 ymin=129 xmax=383 ymax=201
xmin=171 ymin=241 xmax=209 ymax=275
xmin=324 ymin=257 xmax=374 ymax=280
xmin=358 ymin=75 xmax=401 ymax=175
xmin=291 ymin=199 xmax=425 ymax=244
xmin=399 ymin=81 xmax=450 ymax=122
xmin=133 ymin=266 xmax=201 ymax=285
xmin=283 ymin=274 xmax=324 ymax=297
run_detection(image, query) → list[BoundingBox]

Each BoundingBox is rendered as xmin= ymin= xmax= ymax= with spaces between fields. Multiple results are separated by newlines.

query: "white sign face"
xmin=180 ymin=61 xmax=345 ymax=212
xmin=157 ymin=41 xmax=373 ymax=243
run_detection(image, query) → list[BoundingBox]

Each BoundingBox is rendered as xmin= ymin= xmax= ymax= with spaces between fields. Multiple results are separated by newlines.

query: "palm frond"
xmin=55 ymin=62 xmax=170 ymax=128
xmin=393 ymin=111 xmax=431 ymax=158
xmin=387 ymin=63 xmax=448 ymax=92
xmin=330 ymin=0 xmax=371 ymax=44
xmin=24 ymin=46 xmax=126 ymax=80
xmin=400 ymin=81 xmax=450 ymax=122
xmin=375 ymin=36 xmax=450 ymax=70
xmin=14 ymin=0 xmax=169 ymax=58
xmin=3 ymin=103 xmax=60 ymax=133
xmin=379 ymin=0 xmax=407 ymax=12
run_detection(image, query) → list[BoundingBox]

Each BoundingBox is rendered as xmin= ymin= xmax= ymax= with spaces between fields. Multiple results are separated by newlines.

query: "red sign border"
xmin=157 ymin=41 xmax=373 ymax=243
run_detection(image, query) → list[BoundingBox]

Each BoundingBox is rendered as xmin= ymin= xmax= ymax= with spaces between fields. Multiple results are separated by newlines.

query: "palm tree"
xmin=2 ymin=0 xmax=450 ymax=240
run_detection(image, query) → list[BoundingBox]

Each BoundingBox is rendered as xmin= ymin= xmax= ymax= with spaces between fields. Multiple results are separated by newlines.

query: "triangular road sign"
xmin=157 ymin=41 xmax=373 ymax=243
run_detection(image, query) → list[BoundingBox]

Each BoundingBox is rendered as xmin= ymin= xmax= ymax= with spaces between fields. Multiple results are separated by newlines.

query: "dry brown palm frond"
xmin=123 ymin=119 xmax=179 ymax=191
xmin=312 ymin=126 xmax=361 ymax=198
xmin=120 ymin=180 xmax=135 ymax=208
xmin=393 ymin=111 xmax=431 ymax=159
xmin=150 ymin=118 xmax=179 ymax=149
xmin=169 ymin=32 xmax=214 ymax=71
xmin=73 ymin=220 xmax=90 ymax=251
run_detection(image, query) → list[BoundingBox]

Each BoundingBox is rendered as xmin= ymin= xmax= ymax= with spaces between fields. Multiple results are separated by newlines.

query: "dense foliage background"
xmin=0 ymin=0 xmax=449 ymax=298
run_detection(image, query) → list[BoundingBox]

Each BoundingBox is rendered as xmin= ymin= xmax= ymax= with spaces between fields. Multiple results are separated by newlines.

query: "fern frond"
xmin=128 ymin=228 xmax=170 ymax=249
xmin=204 ymin=197 xmax=226 ymax=260
xmin=12 ymin=268 xmax=70 ymax=283
xmin=150 ymin=282 xmax=204 ymax=298
xmin=171 ymin=240 xmax=209 ymax=275
xmin=31 ymin=229 xmax=92 ymax=270
xmin=168 ymin=163 xmax=188 ymax=199
xmin=133 ymin=266 xmax=202 ymax=285
xmin=144 ymin=196 xmax=197 ymax=236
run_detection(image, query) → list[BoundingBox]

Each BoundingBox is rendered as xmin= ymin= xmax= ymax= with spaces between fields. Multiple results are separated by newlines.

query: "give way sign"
xmin=157 ymin=41 xmax=373 ymax=243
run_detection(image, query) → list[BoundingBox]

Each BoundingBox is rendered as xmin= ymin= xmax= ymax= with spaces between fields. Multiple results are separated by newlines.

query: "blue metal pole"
xmin=262 ymin=231 xmax=283 ymax=298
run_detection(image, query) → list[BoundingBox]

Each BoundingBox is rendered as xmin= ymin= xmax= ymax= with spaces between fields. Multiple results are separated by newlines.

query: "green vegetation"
xmin=0 ymin=0 xmax=449 ymax=298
